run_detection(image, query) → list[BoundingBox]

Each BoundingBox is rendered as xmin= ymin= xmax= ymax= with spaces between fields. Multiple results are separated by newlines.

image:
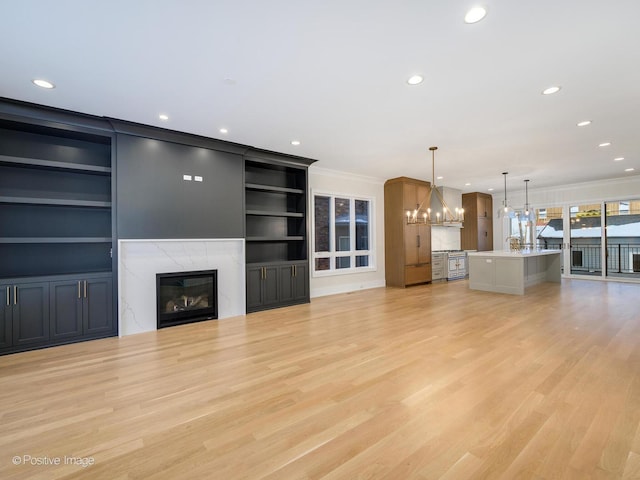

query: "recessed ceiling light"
xmin=614 ymin=157 xmax=625 ymax=161
xmin=464 ymin=6 xmax=487 ymax=24
xmin=465 ymin=183 xmax=471 ymax=186
xmin=542 ymin=86 xmax=561 ymax=95
xmin=577 ymin=120 xmax=591 ymax=127
xmin=219 ymin=128 xmax=228 ymax=134
xmin=437 ymin=176 xmax=444 ymax=180
xmin=159 ymin=114 xmax=169 ymax=121
xmin=407 ymin=75 xmax=424 ymax=85
xmin=488 ymin=188 xmax=494 ymax=191
xmin=625 ymin=168 xmax=635 ymax=172
xmin=32 ymin=79 xmax=55 ymax=89
xmin=599 ymin=142 xmax=611 ymax=147
xmin=291 ymin=140 xmax=301 ymax=146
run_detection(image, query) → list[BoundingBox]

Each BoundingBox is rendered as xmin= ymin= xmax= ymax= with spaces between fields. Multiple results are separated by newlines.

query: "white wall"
xmin=492 ymin=176 xmax=640 ymax=249
xmin=308 ymin=166 xmax=386 ymax=297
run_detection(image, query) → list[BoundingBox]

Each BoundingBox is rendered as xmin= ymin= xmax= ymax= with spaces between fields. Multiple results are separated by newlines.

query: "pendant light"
xmin=500 ymin=172 xmax=513 ymax=217
xmin=524 ymin=179 xmax=530 ymax=216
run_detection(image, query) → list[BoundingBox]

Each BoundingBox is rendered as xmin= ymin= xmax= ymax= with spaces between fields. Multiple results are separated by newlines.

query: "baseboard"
xmin=310 ymin=279 xmax=386 ymax=298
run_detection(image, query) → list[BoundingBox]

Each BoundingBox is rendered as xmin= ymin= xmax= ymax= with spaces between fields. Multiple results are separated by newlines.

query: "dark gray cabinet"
xmin=245 ymin=156 xmax=314 ymax=313
xmin=1 ymin=281 xmax=50 ymax=348
xmin=0 ymin=286 xmax=10 ymax=349
xmin=279 ymin=262 xmax=308 ymax=304
xmin=0 ymin=99 xmax=116 ymax=355
xmin=246 ymin=265 xmax=280 ymax=311
xmin=50 ymin=275 xmax=112 ymax=340
xmin=246 ymin=262 xmax=309 ymax=312
xmin=1 ymin=274 xmax=112 ymax=354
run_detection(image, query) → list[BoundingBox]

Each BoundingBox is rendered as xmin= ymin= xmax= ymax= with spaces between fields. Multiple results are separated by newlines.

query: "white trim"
xmin=310 ymin=279 xmax=385 ymax=298
xmin=311 ymin=190 xmax=376 ymax=277
xmin=309 ymin=165 xmax=385 ymax=185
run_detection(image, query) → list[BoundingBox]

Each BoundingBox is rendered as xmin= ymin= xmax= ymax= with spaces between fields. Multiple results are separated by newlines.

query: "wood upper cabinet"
xmin=461 ymin=192 xmax=493 ymax=251
xmin=403 ymin=181 xmax=430 ymax=213
xmin=384 ymin=177 xmax=432 ymax=287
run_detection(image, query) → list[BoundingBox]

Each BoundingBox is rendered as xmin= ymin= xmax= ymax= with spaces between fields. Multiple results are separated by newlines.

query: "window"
xmin=312 ymin=193 xmax=374 ymax=275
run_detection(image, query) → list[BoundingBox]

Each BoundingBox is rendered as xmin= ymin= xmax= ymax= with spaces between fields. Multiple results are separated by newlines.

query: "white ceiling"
xmin=1 ymin=0 xmax=639 ymax=193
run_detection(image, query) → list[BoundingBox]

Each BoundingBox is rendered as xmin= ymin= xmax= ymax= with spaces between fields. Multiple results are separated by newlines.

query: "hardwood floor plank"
xmin=1 ymin=279 xmax=639 ymax=479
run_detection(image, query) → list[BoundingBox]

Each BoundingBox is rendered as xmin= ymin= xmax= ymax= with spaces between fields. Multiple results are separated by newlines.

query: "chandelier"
xmin=405 ymin=146 xmax=464 ymax=225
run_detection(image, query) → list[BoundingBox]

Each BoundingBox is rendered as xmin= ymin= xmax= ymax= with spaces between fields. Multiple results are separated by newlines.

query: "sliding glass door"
xmin=569 ymin=204 xmax=602 ymax=276
xmin=605 ymin=200 xmax=640 ymax=279
xmin=534 ymin=206 xmax=564 ymax=273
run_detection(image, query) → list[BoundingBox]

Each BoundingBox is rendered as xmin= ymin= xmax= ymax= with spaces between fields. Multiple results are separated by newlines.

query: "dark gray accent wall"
xmin=116 ymin=134 xmax=243 ymax=239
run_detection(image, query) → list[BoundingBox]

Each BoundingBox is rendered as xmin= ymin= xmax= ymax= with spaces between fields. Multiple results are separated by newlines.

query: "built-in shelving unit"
xmin=0 ymin=111 xmax=115 ymax=354
xmin=244 ymin=158 xmax=311 ymax=312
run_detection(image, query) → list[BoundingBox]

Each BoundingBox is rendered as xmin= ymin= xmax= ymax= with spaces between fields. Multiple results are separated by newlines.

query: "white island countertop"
xmin=468 ymin=249 xmax=561 ymax=294
xmin=467 ymin=249 xmax=561 ymax=258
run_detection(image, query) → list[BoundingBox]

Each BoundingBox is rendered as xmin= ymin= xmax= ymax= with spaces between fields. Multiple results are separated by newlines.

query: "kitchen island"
xmin=467 ymin=249 xmax=561 ymax=295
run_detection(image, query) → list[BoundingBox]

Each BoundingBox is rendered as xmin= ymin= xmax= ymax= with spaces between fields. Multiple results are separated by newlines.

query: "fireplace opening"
xmin=156 ymin=270 xmax=218 ymax=329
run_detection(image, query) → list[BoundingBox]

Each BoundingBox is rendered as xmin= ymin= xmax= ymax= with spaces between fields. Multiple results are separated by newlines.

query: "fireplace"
xmin=156 ymin=269 xmax=218 ymax=329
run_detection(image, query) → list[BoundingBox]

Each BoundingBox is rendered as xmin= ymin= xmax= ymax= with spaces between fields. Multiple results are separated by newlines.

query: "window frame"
xmin=311 ymin=190 xmax=376 ymax=277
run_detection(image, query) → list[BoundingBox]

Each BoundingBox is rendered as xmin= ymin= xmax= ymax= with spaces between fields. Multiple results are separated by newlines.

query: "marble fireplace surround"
xmin=118 ymin=239 xmax=245 ymax=336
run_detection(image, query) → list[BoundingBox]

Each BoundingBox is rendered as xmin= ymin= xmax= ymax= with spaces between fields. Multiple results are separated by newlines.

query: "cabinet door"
xmin=50 ymin=280 xmax=83 ymax=340
xmin=84 ymin=277 xmax=113 ymax=335
xmin=417 ymin=224 xmax=431 ymax=264
xmin=246 ymin=267 xmax=264 ymax=310
xmin=263 ymin=266 xmax=280 ymax=306
xmin=292 ymin=262 xmax=308 ymax=301
xmin=478 ymin=217 xmax=493 ymax=251
xmin=478 ymin=194 xmax=493 ymax=219
xmin=278 ymin=265 xmax=295 ymax=304
xmin=403 ymin=182 xmax=430 ymax=212
xmin=0 ymin=284 xmax=12 ymax=349
xmin=13 ymin=282 xmax=49 ymax=346
xmin=404 ymin=225 xmax=419 ymax=265
xmin=279 ymin=263 xmax=309 ymax=305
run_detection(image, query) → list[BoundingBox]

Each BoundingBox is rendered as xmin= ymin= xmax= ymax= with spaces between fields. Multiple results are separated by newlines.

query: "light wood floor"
xmin=1 ymin=279 xmax=640 ymax=479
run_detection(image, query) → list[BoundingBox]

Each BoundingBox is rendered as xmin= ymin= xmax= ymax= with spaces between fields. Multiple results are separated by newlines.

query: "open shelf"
xmin=0 ymin=196 xmax=111 ymax=208
xmin=0 ymin=237 xmax=112 ymax=244
xmin=245 ymin=183 xmax=304 ymax=194
xmin=246 ymin=210 xmax=304 ymax=218
xmin=0 ymin=154 xmax=111 ymax=175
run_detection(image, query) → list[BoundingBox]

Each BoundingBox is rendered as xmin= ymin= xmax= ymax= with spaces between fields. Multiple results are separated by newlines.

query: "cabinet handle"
xmin=84 ymin=280 xmax=87 ymax=298
xmin=5 ymin=286 xmax=9 ymax=306
xmin=261 ymin=267 xmax=265 ymax=280
xmin=78 ymin=281 xmax=81 ymax=299
xmin=417 ymin=235 xmax=421 ymax=248
xmin=14 ymin=286 xmax=17 ymax=305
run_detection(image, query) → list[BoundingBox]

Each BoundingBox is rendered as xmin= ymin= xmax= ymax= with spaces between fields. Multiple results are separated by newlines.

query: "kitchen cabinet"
xmin=279 ymin=262 xmax=308 ymax=304
xmin=246 ymin=265 xmax=281 ymax=311
xmin=50 ymin=274 xmax=113 ymax=341
xmin=384 ymin=177 xmax=433 ymax=287
xmin=2 ymin=281 xmax=50 ymax=348
xmin=1 ymin=274 xmax=112 ymax=354
xmin=431 ymin=252 xmax=446 ymax=280
xmin=461 ymin=192 xmax=493 ymax=251
xmin=247 ymin=261 xmax=308 ymax=312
